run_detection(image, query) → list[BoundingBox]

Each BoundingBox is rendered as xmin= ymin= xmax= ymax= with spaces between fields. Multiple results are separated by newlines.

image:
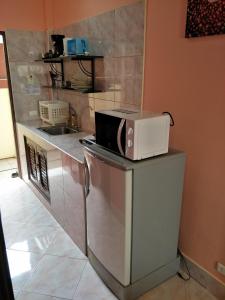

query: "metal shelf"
xmin=36 ymin=55 xmax=103 ymax=93
xmin=36 ymin=55 xmax=103 ymax=63
xmin=41 ymin=85 xmax=102 ymax=94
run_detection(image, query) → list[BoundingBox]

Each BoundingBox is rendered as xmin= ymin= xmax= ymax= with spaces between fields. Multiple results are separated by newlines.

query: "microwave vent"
xmin=112 ymin=109 xmax=137 ymax=114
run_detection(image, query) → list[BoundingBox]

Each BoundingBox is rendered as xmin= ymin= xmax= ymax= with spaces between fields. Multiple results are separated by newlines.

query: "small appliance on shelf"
xmin=39 ymin=100 xmax=69 ymax=125
xmin=51 ymin=34 xmax=65 ymax=57
xmin=66 ymin=37 xmax=89 ymax=55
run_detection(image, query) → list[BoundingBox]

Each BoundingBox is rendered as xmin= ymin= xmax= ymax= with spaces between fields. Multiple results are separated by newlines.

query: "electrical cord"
xmin=51 ymin=68 xmax=62 ymax=77
xmin=78 ymin=60 xmax=92 ymax=77
xmin=78 ymin=61 xmax=92 ymax=77
xmin=177 ymin=249 xmax=191 ymax=281
xmin=50 ymin=63 xmax=62 ymax=76
xmin=50 ymin=63 xmax=62 ymax=74
xmin=163 ymin=111 xmax=175 ymax=126
xmin=79 ymin=60 xmax=92 ymax=75
xmin=78 ymin=60 xmax=90 ymax=76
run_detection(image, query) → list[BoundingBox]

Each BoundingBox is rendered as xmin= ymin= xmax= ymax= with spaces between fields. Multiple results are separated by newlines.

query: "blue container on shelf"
xmin=67 ymin=38 xmax=89 ymax=55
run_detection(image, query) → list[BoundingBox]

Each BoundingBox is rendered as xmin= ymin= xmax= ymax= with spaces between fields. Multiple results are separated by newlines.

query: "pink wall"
xmin=46 ymin=0 xmax=137 ymax=28
xmin=0 ymin=45 xmax=7 ymax=79
xmin=0 ymin=44 xmax=8 ymax=88
xmin=143 ymin=0 xmax=225 ymax=283
xmin=0 ymin=0 xmax=45 ymax=31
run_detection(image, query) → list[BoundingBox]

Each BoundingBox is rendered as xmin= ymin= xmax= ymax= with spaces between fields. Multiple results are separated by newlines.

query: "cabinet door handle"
xmin=84 ymin=157 xmax=90 ymax=198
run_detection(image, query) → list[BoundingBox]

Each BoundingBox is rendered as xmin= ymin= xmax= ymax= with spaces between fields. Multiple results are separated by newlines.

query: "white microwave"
xmin=95 ymin=109 xmax=171 ymax=160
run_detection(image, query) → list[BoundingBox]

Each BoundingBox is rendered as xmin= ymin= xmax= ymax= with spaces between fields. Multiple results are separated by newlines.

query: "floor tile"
xmin=0 ymin=158 xmax=17 ymax=173
xmin=73 ymin=262 xmax=117 ymax=300
xmin=16 ymin=291 xmax=66 ymax=300
xmin=27 ymin=206 xmax=60 ymax=227
xmin=186 ymin=278 xmax=217 ymax=300
xmin=7 ymin=223 xmax=58 ymax=254
xmin=0 ymin=173 xmax=28 ymax=199
xmin=1 ymin=202 xmax=42 ymax=225
xmin=0 ymin=190 xmax=42 ymax=210
xmin=3 ymin=221 xmax=25 ymax=247
xmin=46 ymin=230 xmax=87 ymax=260
xmin=7 ymin=249 xmax=43 ymax=291
xmin=0 ymin=159 xmax=12 ymax=171
xmin=138 ymin=276 xmax=186 ymax=300
xmin=0 ymin=170 xmax=12 ymax=181
xmin=23 ymin=255 xmax=87 ymax=299
xmin=13 ymin=290 xmax=20 ymax=298
xmin=1 ymin=193 xmax=58 ymax=228
xmin=7 ymin=157 xmax=18 ymax=169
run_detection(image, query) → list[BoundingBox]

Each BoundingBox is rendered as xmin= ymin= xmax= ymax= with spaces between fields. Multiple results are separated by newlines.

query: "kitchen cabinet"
xmin=84 ymin=143 xmax=186 ymax=300
xmin=48 ymin=149 xmax=65 ymax=225
xmin=62 ymin=154 xmax=86 ymax=254
xmin=17 ymin=124 xmax=87 ymax=255
xmin=25 ymin=137 xmax=50 ymax=201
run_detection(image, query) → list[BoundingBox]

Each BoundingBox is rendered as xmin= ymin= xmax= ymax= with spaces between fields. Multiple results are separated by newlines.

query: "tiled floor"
xmin=0 ymin=170 xmax=217 ymax=300
xmin=0 ymin=157 xmax=17 ymax=172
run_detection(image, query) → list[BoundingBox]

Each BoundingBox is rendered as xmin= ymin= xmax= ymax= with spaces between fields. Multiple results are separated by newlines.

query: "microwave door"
xmin=117 ymin=119 xmax=126 ymax=156
xmin=95 ymin=113 xmax=126 ymax=155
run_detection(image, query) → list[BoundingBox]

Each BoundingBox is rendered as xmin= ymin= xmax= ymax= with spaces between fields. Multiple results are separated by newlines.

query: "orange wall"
xmin=0 ymin=45 xmax=7 ymax=79
xmin=0 ymin=0 xmax=45 ymax=31
xmin=46 ymin=0 xmax=137 ymax=29
xmin=143 ymin=0 xmax=225 ymax=283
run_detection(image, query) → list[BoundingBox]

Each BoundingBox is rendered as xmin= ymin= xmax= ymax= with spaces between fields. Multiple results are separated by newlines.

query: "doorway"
xmin=0 ymin=32 xmax=18 ymax=174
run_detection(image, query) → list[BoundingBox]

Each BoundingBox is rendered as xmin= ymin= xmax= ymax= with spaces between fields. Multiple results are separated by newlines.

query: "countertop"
xmin=82 ymin=140 xmax=186 ymax=170
xmin=17 ymin=120 xmax=91 ymax=163
xmin=17 ymin=120 xmax=186 ymax=168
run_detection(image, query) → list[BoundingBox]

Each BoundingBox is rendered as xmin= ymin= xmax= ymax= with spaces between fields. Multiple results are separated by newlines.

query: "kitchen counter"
xmin=17 ymin=120 xmax=90 ymax=163
xmin=17 ymin=120 xmax=88 ymax=254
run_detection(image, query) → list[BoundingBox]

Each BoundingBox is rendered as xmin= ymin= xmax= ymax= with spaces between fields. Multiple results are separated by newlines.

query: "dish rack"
xmin=39 ymin=100 xmax=69 ymax=125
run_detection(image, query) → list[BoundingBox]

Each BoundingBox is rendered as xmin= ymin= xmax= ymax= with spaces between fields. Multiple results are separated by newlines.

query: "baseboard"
xmin=180 ymin=254 xmax=225 ymax=300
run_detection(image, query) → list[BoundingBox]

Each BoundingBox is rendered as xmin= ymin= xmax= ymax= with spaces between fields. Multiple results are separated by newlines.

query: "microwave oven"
xmin=95 ymin=109 xmax=171 ymax=160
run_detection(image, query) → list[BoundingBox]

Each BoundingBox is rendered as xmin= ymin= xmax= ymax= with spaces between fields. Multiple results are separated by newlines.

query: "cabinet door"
xmin=48 ymin=149 xmax=65 ymax=226
xmin=62 ymin=154 xmax=86 ymax=254
xmin=37 ymin=147 xmax=50 ymax=201
xmin=25 ymin=138 xmax=38 ymax=183
xmin=84 ymin=150 xmax=132 ymax=286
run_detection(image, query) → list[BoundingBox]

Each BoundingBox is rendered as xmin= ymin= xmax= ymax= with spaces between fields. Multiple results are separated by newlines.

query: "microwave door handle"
xmin=84 ymin=157 xmax=90 ymax=198
xmin=117 ymin=118 xmax=126 ymax=156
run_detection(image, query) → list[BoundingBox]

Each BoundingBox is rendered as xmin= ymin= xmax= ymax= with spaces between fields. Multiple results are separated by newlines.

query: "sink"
xmin=38 ymin=125 xmax=78 ymax=135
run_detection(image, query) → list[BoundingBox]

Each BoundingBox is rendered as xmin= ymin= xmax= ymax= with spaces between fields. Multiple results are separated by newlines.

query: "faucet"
xmin=69 ymin=104 xmax=80 ymax=131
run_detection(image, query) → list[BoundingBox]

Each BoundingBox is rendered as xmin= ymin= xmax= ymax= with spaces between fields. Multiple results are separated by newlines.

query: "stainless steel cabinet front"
xmin=84 ymin=149 xmax=132 ymax=286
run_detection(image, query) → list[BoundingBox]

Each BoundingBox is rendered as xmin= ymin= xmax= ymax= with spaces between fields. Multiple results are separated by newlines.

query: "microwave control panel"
xmin=126 ymin=120 xmax=134 ymax=158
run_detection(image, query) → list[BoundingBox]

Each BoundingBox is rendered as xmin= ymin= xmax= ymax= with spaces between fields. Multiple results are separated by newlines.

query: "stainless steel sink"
xmin=38 ymin=125 xmax=78 ymax=135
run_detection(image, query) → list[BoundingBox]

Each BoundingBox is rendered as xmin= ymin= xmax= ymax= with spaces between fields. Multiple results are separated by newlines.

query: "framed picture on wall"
xmin=185 ymin=0 xmax=225 ymax=38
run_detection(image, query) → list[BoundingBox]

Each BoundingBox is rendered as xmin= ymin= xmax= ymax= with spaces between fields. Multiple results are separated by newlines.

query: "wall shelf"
xmin=41 ymin=85 xmax=102 ymax=94
xmin=36 ymin=55 xmax=104 ymax=94
xmin=35 ymin=55 xmax=103 ymax=63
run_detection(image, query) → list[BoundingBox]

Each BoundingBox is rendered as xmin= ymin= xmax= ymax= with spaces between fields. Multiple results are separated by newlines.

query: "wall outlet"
xmin=29 ymin=110 xmax=38 ymax=117
xmin=216 ymin=262 xmax=225 ymax=276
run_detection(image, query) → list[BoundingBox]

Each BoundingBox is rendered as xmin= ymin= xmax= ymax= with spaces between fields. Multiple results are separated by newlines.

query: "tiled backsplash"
xmin=6 ymin=29 xmax=49 ymax=122
xmin=6 ymin=0 xmax=145 ymax=131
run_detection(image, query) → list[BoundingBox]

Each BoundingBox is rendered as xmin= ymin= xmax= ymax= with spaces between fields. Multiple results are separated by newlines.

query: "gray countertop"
xmin=17 ymin=120 xmax=185 ymax=168
xmin=17 ymin=120 xmax=91 ymax=163
xmin=82 ymin=140 xmax=186 ymax=170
